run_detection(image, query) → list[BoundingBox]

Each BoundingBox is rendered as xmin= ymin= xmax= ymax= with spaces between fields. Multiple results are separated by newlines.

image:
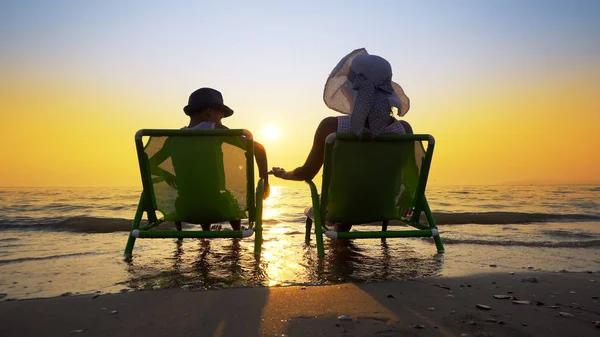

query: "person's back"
xmin=184 ymin=121 xmax=219 ymax=130
xmin=173 ymin=87 xmax=270 ymax=231
xmin=335 ymin=115 xmax=407 ymax=134
xmin=169 ymin=135 xmax=237 ymax=223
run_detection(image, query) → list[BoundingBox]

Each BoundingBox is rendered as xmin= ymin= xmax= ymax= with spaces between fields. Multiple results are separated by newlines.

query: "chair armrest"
xmin=304 ymin=180 xmax=320 ymax=207
xmin=305 ymin=180 xmax=323 ymax=225
xmin=256 ymin=178 xmax=265 ymax=201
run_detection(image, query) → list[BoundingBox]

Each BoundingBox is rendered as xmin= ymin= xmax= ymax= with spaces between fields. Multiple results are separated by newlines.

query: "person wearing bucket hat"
xmin=269 ymin=49 xmax=413 ymax=231
xmin=177 ymin=87 xmax=270 ymax=231
xmin=183 ymin=87 xmax=234 ymax=127
xmin=271 ymin=48 xmax=412 ymax=182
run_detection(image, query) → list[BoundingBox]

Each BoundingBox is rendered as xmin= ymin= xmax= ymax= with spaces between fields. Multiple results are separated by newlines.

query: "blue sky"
xmin=5 ymin=1 xmax=598 ymax=100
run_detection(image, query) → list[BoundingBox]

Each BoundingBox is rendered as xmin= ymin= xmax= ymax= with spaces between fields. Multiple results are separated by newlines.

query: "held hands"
xmin=269 ymin=167 xmax=288 ymax=179
xmin=269 ymin=167 xmax=305 ymax=181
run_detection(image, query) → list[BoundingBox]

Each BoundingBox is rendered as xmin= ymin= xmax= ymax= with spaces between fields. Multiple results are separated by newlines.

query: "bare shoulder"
xmin=400 ymin=120 xmax=413 ymax=134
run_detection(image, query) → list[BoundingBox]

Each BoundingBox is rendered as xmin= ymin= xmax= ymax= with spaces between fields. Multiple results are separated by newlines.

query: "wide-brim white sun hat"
xmin=323 ymin=48 xmax=410 ymax=117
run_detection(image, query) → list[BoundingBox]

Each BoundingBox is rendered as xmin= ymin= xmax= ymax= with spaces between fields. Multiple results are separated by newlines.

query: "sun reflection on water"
xmin=0 ymin=186 xmax=448 ymax=299
xmin=262 ymin=186 xmax=282 ymax=220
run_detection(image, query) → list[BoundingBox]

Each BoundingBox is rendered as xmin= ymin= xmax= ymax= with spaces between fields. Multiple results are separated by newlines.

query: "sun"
xmin=262 ymin=124 xmax=280 ymax=141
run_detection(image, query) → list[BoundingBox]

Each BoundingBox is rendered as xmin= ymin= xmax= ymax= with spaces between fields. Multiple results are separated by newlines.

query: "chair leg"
xmin=381 ymin=220 xmax=389 ymax=244
xmin=230 ymin=219 xmax=241 ymax=231
xmin=305 ymin=180 xmax=324 ymax=257
xmin=124 ymin=231 xmax=137 ymax=261
xmin=254 ymin=178 xmax=265 ymax=258
xmin=433 ymin=234 xmax=445 ymax=254
xmin=124 ymin=196 xmax=145 ymax=261
xmin=423 ymin=197 xmax=445 ymax=253
xmin=175 ymin=221 xmax=182 ymax=231
xmin=254 ymin=219 xmax=262 ymax=257
xmin=305 ymin=217 xmax=313 ymax=242
xmin=315 ymin=224 xmax=325 ymax=257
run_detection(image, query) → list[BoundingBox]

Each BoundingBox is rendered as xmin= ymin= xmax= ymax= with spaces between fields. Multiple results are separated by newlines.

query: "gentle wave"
xmin=0 ymin=217 xmax=135 ymax=233
xmin=439 ymin=238 xmax=600 ymax=248
xmin=433 ymin=212 xmax=600 ymax=224
xmin=540 ymin=229 xmax=597 ymax=239
xmin=0 ymin=211 xmax=599 ymax=233
xmin=0 ymin=252 xmax=98 ymax=265
xmin=0 ymin=237 xmax=20 ymax=242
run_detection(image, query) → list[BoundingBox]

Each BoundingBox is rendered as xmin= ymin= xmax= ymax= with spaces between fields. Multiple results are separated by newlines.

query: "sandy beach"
xmin=1 ymin=271 xmax=599 ymax=337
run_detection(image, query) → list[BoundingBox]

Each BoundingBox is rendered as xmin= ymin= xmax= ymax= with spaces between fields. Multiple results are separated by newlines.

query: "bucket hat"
xmin=183 ymin=87 xmax=234 ymax=117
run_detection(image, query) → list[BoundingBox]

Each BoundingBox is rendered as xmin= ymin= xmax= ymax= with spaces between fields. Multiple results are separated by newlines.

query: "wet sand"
xmin=1 ymin=271 xmax=599 ymax=336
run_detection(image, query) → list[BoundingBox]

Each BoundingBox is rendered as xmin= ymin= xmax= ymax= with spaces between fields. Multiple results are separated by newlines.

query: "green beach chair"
xmin=124 ymin=129 xmax=265 ymax=260
xmin=305 ymin=133 xmax=444 ymax=257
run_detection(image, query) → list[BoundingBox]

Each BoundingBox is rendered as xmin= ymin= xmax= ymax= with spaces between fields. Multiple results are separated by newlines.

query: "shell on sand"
xmin=493 ymin=295 xmax=512 ymax=299
xmin=337 ymin=314 xmax=352 ymax=321
xmin=476 ymin=304 xmax=492 ymax=310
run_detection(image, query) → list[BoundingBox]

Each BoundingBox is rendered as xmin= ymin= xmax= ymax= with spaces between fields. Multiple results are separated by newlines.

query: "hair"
xmin=188 ymin=107 xmax=211 ymax=116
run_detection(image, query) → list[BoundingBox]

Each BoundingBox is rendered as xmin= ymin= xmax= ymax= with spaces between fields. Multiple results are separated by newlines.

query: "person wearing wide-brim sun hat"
xmin=270 ymin=48 xmax=413 ymax=182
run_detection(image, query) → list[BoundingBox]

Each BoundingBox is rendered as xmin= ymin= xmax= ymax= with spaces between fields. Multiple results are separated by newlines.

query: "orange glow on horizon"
xmin=2 ymin=72 xmax=599 ymax=187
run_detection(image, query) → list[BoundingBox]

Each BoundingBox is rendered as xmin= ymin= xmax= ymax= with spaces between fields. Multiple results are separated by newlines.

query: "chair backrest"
xmin=135 ymin=129 xmax=256 ymax=223
xmin=321 ymin=133 xmax=435 ymax=224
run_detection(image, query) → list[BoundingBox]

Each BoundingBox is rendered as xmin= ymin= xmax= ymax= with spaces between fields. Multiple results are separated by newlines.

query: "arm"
xmin=271 ymin=117 xmax=338 ymax=181
xmin=216 ymin=123 xmax=270 ymax=199
xmin=147 ymin=138 xmax=178 ymax=187
xmin=253 ymin=141 xmax=270 ymax=199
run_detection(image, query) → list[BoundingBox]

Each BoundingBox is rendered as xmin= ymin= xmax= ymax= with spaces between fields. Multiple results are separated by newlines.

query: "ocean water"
xmin=0 ymin=185 xmax=599 ymax=300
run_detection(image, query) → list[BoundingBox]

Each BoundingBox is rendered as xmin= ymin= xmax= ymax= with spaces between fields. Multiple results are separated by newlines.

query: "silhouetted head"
xmin=183 ymin=87 xmax=234 ymax=118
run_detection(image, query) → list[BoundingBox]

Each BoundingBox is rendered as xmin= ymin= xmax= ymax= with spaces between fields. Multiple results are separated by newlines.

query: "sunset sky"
xmin=1 ymin=1 xmax=599 ymax=187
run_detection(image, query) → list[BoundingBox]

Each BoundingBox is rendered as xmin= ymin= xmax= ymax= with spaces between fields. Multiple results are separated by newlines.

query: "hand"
xmin=269 ymin=167 xmax=287 ymax=179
